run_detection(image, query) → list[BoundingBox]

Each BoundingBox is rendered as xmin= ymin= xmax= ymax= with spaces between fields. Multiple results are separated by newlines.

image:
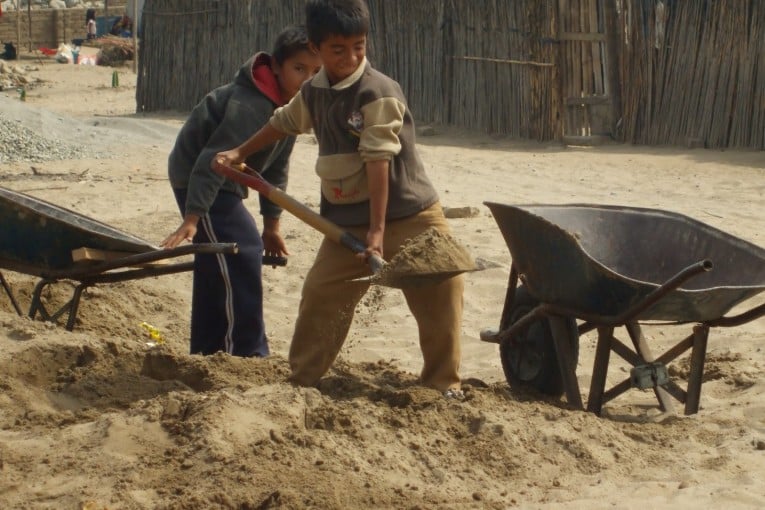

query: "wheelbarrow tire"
xmin=499 ymin=285 xmax=579 ymax=397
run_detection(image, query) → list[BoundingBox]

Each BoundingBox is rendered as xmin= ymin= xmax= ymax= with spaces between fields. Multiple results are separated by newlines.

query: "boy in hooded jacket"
xmin=161 ymin=25 xmax=321 ymax=357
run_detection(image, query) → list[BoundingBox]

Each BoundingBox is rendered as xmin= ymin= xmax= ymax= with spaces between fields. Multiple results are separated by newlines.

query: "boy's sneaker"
xmin=443 ymin=388 xmax=465 ymax=401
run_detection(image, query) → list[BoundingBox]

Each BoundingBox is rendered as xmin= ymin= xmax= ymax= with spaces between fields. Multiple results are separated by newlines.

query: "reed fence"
xmin=136 ymin=0 xmax=765 ymax=149
xmin=619 ymin=0 xmax=765 ymax=148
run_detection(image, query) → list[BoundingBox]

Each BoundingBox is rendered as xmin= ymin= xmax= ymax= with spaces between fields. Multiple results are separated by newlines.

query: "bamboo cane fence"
xmin=619 ymin=0 xmax=765 ymax=149
xmin=136 ymin=0 xmax=303 ymax=112
xmin=135 ymin=0 xmax=765 ymax=149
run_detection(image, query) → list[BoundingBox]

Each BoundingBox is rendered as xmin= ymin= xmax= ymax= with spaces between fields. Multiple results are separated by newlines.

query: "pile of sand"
xmin=375 ymin=227 xmax=477 ymax=288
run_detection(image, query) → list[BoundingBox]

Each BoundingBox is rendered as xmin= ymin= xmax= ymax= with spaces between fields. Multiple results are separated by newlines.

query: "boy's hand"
xmin=213 ymin=148 xmax=244 ymax=169
xmin=262 ymin=217 xmax=289 ymax=266
xmin=160 ymin=214 xmax=200 ymax=249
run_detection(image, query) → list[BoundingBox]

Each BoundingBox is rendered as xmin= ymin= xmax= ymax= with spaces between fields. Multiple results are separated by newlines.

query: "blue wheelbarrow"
xmin=480 ymin=203 xmax=765 ymax=416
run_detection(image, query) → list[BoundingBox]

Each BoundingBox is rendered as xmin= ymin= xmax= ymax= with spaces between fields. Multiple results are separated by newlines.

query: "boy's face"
xmin=313 ymin=34 xmax=367 ymax=85
xmin=273 ymin=49 xmax=323 ymax=101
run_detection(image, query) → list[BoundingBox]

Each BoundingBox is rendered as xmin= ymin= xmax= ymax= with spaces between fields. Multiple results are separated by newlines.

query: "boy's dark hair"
xmin=305 ymin=0 xmax=370 ymax=46
xmin=271 ymin=25 xmax=312 ymax=66
xmin=86 ymin=9 xmax=96 ymax=21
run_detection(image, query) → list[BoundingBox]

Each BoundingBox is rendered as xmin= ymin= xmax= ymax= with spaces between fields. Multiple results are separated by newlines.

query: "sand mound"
xmin=1 ymin=275 xmax=760 ymax=508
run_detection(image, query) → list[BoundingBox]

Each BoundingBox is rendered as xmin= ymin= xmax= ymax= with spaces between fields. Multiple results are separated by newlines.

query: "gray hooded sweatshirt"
xmin=168 ymin=53 xmax=294 ymax=218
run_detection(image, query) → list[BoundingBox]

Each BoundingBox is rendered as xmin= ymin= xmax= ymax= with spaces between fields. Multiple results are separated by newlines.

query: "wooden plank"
xmin=579 ymin=0 xmax=592 ymax=134
xmin=562 ymin=134 xmax=611 ymax=146
xmin=603 ymin=0 xmax=622 ymax=139
xmin=72 ymin=247 xmax=135 ymax=263
xmin=552 ymin=0 xmax=566 ymax=139
xmin=589 ymin=0 xmax=604 ymax=94
xmin=451 ymin=55 xmax=554 ymax=67
xmin=72 ymin=247 xmax=169 ymax=267
xmin=565 ymin=95 xmax=609 ymax=105
xmin=559 ymin=31 xmax=606 ymax=41
xmin=572 ymin=0 xmax=582 ymax=132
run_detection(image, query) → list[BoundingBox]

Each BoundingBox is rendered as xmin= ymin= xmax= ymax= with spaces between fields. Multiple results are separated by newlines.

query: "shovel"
xmin=212 ymin=159 xmax=488 ymax=288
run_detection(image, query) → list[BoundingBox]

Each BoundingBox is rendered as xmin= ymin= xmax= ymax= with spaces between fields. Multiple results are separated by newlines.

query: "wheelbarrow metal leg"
xmin=549 ymin=315 xmax=583 ymax=409
xmin=65 ymin=282 xmax=90 ymax=331
xmin=685 ymin=325 xmax=709 ymax=415
xmin=0 ymin=271 xmax=23 ymax=316
xmin=498 ymin=266 xmax=519 ymax=331
xmin=29 ymin=279 xmax=54 ymax=321
xmin=626 ymin=322 xmax=675 ymax=413
xmin=587 ymin=327 xmax=613 ymax=415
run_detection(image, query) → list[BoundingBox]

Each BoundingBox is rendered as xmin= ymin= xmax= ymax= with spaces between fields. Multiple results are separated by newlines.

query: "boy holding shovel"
xmin=216 ymin=0 xmax=464 ymax=397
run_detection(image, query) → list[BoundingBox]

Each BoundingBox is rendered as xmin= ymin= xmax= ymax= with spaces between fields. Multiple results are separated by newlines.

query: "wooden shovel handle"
xmin=212 ymin=159 xmax=386 ymax=272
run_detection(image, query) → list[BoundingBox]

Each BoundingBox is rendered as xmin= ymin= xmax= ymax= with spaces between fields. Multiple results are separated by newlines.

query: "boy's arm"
xmin=359 ymin=97 xmax=407 ymax=259
xmin=216 ymin=123 xmax=287 ymax=167
xmin=365 ymin=159 xmax=389 ymax=258
xmin=215 ymin=90 xmax=313 ymax=167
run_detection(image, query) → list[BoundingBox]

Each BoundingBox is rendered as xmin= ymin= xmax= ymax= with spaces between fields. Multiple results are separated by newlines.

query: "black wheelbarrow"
xmin=480 ymin=203 xmax=765 ymax=416
xmin=0 ymin=187 xmax=239 ymax=331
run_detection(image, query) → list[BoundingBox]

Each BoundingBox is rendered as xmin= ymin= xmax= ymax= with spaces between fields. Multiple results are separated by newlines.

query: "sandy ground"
xmin=1 ymin=54 xmax=765 ymax=509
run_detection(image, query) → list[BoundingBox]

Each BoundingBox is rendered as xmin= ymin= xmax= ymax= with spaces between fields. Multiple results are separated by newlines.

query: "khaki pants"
xmin=288 ymin=203 xmax=463 ymax=391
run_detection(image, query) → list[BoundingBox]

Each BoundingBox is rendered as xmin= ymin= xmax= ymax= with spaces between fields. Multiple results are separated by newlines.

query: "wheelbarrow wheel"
xmin=499 ymin=285 xmax=579 ymax=397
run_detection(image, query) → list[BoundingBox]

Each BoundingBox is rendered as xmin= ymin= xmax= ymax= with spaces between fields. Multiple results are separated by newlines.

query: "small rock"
xmin=269 ymin=429 xmax=285 ymax=444
xmin=417 ymin=125 xmax=437 ymax=136
xmin=443 ymin=206 xmax=480 ymax=219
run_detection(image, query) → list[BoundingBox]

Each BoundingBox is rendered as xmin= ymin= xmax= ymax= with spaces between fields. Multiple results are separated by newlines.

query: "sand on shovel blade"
xmin=373 ymin=227 xmax=477 ymax=288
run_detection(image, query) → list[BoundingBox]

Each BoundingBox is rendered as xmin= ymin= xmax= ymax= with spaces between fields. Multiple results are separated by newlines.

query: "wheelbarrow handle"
xmin=212 ymin=160 xmax=386 ymax=273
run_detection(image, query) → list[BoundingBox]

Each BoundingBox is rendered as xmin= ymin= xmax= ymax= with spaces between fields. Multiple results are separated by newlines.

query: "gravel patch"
xmin=0 ymin=95 xmax=180 ymax=164
xmin=0 ymin=112 xmax=110 ymax=163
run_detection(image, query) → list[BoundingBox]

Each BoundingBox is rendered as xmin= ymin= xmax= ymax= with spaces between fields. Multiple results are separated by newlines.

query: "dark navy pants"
xmin=173 ymin=189 xmax=268 ymax=357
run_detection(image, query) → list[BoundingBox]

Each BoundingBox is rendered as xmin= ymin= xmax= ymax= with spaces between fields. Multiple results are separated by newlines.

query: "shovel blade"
xmin=351 ymin=257 xmax=502 ymax=288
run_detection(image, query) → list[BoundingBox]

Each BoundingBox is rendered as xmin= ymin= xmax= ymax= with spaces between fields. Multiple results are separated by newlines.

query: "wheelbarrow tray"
xmin=0 ymin=186 xmax=237 ymax=330
xmin=485 ymin=202 xmax=765 ymax=322
xmin=1 ymin=187 xmax=157 ymax=277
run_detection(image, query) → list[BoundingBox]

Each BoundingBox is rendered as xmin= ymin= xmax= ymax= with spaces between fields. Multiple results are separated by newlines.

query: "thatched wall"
xmin=136 ymin=0 xmax=559 ymax=140
xmin=446 ymin=0 xmax=558 ymax=139
xmin=619 ymin=0 xmax=765 ymax=149
xmin=136 ymin=0 xmax=302 ymax=112
xmin=136 ymin=0 xmax=765 ymax=149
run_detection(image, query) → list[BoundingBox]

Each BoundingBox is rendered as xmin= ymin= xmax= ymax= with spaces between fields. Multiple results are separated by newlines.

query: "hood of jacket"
xmin=234 ymin=52 xmax=284 ymax=106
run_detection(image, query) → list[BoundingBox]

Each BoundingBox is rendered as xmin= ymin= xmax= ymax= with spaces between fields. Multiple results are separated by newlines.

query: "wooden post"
xmin=105 ymin=0 xmax=109 ymax=18
xmin=53 ymin=8 xmax=60 ymax=45
xmin=604 ymin=0 xmax=623 ymax=139
xmin=553 ymin=0 xmax=566 ymax=140
xmin=132 ymin=0 xmax=138 ymax=73
xmin=26 ymin=0 xmax=31 ymax=51
xmin=15 ymin=0 xmax=21 ymax=49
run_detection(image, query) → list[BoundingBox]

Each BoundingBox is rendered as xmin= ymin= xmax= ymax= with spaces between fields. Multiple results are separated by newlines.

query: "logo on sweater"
xmin=347 ymin=111 xmax=363 ymax=138
xmin=331 ymin=185 xmax=362 ymax=200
